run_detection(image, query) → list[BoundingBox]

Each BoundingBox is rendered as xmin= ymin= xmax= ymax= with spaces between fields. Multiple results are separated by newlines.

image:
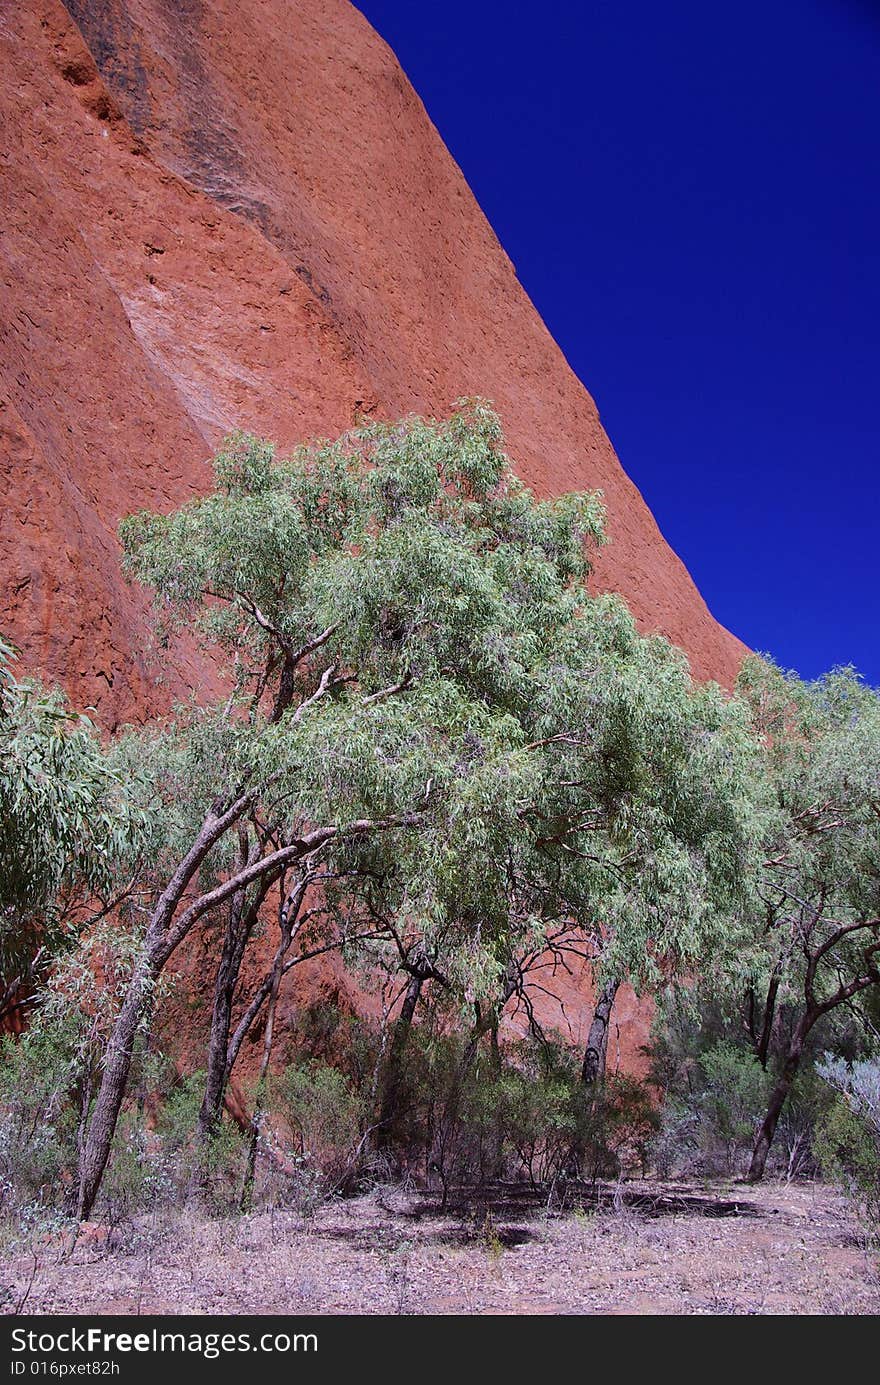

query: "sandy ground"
xmin=2 ymin=1180 xmax=878 ymax=1316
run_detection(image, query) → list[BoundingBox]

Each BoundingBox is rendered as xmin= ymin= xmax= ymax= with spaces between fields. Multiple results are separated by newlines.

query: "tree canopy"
xmin=119 ymin=404 xmax=762 ymax=1010
xmin=733 ymin=657 xmax=880 ymax=1177
xmin=0 ymin=636 xmax=148 ymax=1008
xmin=8 ymin=404 xmax=861 ymax=1218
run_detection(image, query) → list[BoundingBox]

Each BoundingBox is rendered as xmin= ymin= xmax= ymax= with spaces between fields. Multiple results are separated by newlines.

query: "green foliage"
xmin=0 ymin=641 xmax=150 ymax=980
xmin=276 ymin=1062 xmax=364 ymax=1158
xmin=372 ymin=1021 xmax=657 ymax=1189
xmin=814 ymin=1100 xmax=880 ymax=1221
xmin=648 ymin=985 xmax=838 ymax=1177
xmin=815 ymin=1058 xmax=880 ymax=1225
xmin=697 ymin=1042 xmax=771 ymax=1168
xmin=651 ymin=1040 xmax=768 ymax=1178
xmin=0 ymin=1022 xmax=81 ymax=1207
xmin=156 ymin=1073 xmax=245 ymax=1211
xmin=0 ymin=994 xmax=175 ymax=1217
xmin=82 ymin=1069 xmax=248 ymax=1223
xmin=112 ymin=405 xmax=780 ymax=1098
xmin=98 ymin=1111 xmax=162 ymax=1224
xmin=463 ymin=1055 xmax=656 ymax=1188
xmin=6 ymin=407 xmax=814 ymax=1221
xmin=120 ymin=404 xmax=605 ymax=700
xmin=116 ymin=404 xmax=765 ymax=1022
xmin=6 ymin=398 xmax=878 ymax=1232
xmin=734 ymin=657 xmax=880 ymax=1018
xmin=273 ymin=1061 xmax=365 ymax=1199
xmin=0 ymin=1036 xmax=247 ymax=1221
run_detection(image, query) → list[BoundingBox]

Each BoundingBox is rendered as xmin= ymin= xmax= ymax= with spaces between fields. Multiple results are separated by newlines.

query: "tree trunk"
xmin=488 ymin=1020 xmax=504 ymax=1180
xmin=240 ymin=961 xmax=283 ymax=1212
xmin=73 ymin=801 xmax=388 ymax=1219
xmin=747 ymin=1009 xmax=814 ymax=1182
xmin=76 ymin=959 xmax=156 ymax=1219
xmin=75 ymin=797 xmax=256 ymax=1219
xmin=431 ymin=1006 xmax=496 ymax=1205
xmin=756 ymin=963 xmax=782 ymax=1070
xmin=270 ymin=655 xmax=296 ymax=724
xmin=581 ymin=977 xmax=619 ymax=1084
xmin=375 ymin=973 xmax=423 ymax=1150
xmin=199 ymin=913 xmax=248 ymax=1141
xmin=197 ymin=883 xmax=266 ymax=1142
xmin=240 ymin=870 xmax=311 ymax=1210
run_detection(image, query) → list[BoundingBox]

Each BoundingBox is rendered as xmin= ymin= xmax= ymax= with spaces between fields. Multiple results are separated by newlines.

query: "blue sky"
xmin=356 ymin=1 xmax=879 ymax=684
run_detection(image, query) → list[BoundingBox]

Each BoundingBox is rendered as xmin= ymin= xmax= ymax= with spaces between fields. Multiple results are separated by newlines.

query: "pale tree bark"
xmin=197 ymin=829 xmax=264 ymax=1143
xmin=76 ymin=795 xmax=253 ymax=1219
xmin=76 ymin=806 xmax=414 ymax=1219
xmin=76 ymin=957 xmax=157 ymax=1219
xmin=581 ymin=977 xmax=619 ymax=1085
xmin=375 ymin=972 xmax=424 ymax=1152
xmin=222 ymin=923 xmax=385 ymax=1086
xmin=240 ymin=866 xmax=316 ymax=1210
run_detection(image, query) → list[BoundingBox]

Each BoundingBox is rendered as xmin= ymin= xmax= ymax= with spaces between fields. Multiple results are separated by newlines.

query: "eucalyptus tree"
xmin=503 ymin=598 xmax=765 ymax=1086
xmin=118 ymin=404 xmax=606 ymax=1163
xmin=84 ymin=403 xmax=604 ymax=1212
xmin=106 ymin=402 xmax=766 ymax=1211
xmin=733 ymin=658 xmax=880 ymax=1181
xmin=75 ymin=679 xmax=454 ymax=1217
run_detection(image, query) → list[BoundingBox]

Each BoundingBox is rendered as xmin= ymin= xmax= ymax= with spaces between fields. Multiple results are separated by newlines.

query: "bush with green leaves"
xmin=152 ymin=1073 xmax=246 ymax=1212
xmin=271 ymin=1061 xmax=366 ymax=1202
xmin=814 ymin=1057 xmax=880 ymax=1226
xmin=0 ymin=1022 xmax=81 ymax=1209
xmin=693 ymin=1042 xmax=771 ymax=1173
xmin=451 ymin=1039 xmax=655 ymax=1188
xmin=0 ymin=637 xmax=150 ymax=1022
xmin=648 ymin=986 xmax=836 ymax=1178
xmin=363 ymin=1018 xmax=657 ymax=1193
xmin=0 ymin=1035 xmax=248 ymax=1222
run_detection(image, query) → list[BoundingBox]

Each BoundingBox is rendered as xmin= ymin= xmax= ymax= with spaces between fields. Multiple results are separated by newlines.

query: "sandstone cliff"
xmin=1 ymin=0 xmax=744 ymax=730
xmin=0 ymin=0 xmax=748 ymax=1070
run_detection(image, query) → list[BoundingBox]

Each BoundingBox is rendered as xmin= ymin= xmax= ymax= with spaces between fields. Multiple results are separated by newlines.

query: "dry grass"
xmin=2 ymin=1179 xmax=878 ymax=1316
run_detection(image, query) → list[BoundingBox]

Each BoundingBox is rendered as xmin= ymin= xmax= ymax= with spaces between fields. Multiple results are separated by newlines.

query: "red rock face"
xmin=1 ymin=0 xmax=744 ymax=729
xmin=0 ymin=0 xmax=745 ymax=1068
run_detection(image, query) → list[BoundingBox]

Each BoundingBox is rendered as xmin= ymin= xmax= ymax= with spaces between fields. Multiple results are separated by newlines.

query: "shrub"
xmin=652 ymin=1037 xmax=771 ymax=1177
xmin=648 ymin=987 xmax=841 ymax=1179
xmin=468 ymin=1051 xmax=656 ymax=1187
xmin=814 ymin=1057 xmax=880 ymax=1228
xmin=394 ymin=1029 xmax=657 ymax=1192
xmin=697 ymin=1041 xmax=771 ymax=1171
xmin=0 ymin=1028 xmax=249 ymax=1223
xmin=0 ymin=1023 xmax=82 ymax=1210
xmin=156 ymin=1072 xmax=246 ymax=1212
xmin=100 ymin=1110 xmax=166 ymax=1226
xmin=272 ymin=1061 xmax=366 ymax=1200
